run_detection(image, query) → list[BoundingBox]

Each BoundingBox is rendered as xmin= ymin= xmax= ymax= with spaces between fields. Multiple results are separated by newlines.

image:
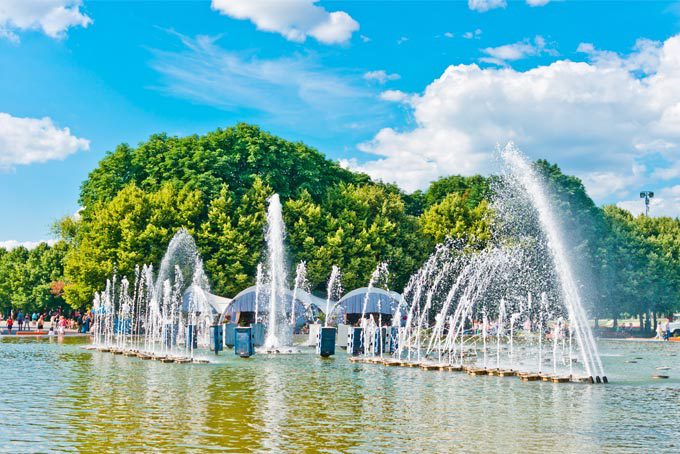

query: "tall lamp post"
xmin=640 ymin=191 xmax=654 ymax=217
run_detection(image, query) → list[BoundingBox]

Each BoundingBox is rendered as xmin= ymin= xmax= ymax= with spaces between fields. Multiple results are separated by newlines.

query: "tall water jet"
xmin=325 ymin=266 xmax=342 ymax=327
xmin=291 ymin=261 xmax=308 ymax=326
xmin=264 ymin=194 xmax=290 ymax=349
xmin=501 ymin=143 xmax=604 ymax=379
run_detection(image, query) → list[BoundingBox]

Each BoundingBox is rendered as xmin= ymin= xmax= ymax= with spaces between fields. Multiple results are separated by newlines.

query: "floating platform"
xmin=652 ymin=374 xmax=669 ymax=379
xmin=497 ymin=369 xmax=517 ymax=377
xmin=467 ymin=368 xmax=489 ymax=376
xmin=551 ymin=376 xmax=571 ymax=383
xmin=574 ymin=376 xmax=594 ymax=384
xmin=381 ymin=359 xmax=402 ymax=366
xmin=420 ymin=363 xmax=448 ymax=371
xmin=519 ymin=373 xmax=541 ymax=382
xmin=174 ymin=358 xmax=191 ymax=364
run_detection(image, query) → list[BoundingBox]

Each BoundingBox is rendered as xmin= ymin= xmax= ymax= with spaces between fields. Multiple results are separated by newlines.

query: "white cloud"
xmin=380 ymin=90 xmax=411 ymax=103
xmin=151 ymin=34 xmax=386 ymax=133
xmin=463 ymin=29 xmax=483 ymax=40
xmin=481 ymin=36 xmax=557 ymax=66
xmin=526 ymin=0 xmax=551 ymax=6
xmin=0 ymin=239 xmax=56 ymax=250
xmin=351 ymin=34 xmax=680 ymax=208
xmin=0 ymin=113 xmax=89 ymax=169
xmin=210 ymin=0 xmax=358 ymax=44
xmin=468 ymin=0 xmax=506 ymax=13
xmin=363 ymin=70 xmax=401 ymax=84
xmin=0 ymin=0 xmax=91 ymax=42
xmin=397 ymin=36 xmax=408 ymax=45
xmin=360 ymin=34 xmax=370 ymax=43
xmin=577 ymin=38 xmax=662 ymax=75
xmin=444 ymin=32 xmax=454 ymax=39
xmin=470 ymin=0 xmax=550 ymax=12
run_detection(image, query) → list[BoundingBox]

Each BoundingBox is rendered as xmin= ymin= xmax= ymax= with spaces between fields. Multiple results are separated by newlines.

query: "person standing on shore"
xmin=17 ymin=312 xmax=24 ymax=331
xmin=58 ymin=315 xmax=67 ymax=335
xmin=6 ymin=317 xmax=13 ymax=332
xmin=37 ymin=314 xmax=44 ymax=330
xmin=82 ymin=313 xmax=90 ymax=333
xmin=665 ymin=320 xmax=671 ymax=341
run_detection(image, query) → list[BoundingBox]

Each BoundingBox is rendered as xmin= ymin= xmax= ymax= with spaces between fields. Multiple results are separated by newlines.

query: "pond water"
xmin=1 ymin=336 xmax=678 ymax=453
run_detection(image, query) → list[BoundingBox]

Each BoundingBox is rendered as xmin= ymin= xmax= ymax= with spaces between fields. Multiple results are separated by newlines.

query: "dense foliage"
xmin=0 ymin=242 xmax=68 ymax=314
xmin=2 ymin=123 xmax=679 ymax=327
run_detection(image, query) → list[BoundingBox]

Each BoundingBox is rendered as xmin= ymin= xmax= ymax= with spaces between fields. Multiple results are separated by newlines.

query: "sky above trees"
xmin=2 ymin=0 xmax=680 ymax=246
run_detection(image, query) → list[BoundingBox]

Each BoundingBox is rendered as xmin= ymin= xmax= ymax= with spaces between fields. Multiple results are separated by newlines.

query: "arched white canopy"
xmin=182 ymin=284 xmax=232 ymax=318
xmin=220 ymin=285 xmax=327 ymax=323
xmin=336 ymin=287 xmax=401 ymax=315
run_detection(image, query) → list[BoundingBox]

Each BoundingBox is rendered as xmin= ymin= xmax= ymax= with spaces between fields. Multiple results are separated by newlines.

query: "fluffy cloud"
xmin=463 ymin=29 xmax=483 ymax=40
xmin=0 ymin=0 xmax=91 ymax=42
xmin=352 ymin=35 xmax=680 ymax=209
xmin=0 ymin=239 xmax=56 ymax=250
xmin=481 ymin=36 xmax=557 ymax=65
xmin=210 ymin=0 xmax=358 ymax=44
xmin=380 ymin=90 xmax=411 ymax=103
xmin=468 ymin=0 xmax=506 ymax=12
xmin=363 ymin=70 xmax=401 ymax=84
xmin=0 ymin=113 xmax=89 ymax=168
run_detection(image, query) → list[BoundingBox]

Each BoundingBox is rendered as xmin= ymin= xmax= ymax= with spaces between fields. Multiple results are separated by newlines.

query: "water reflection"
xmin=1 ymin=337 xmax=679 ymax=452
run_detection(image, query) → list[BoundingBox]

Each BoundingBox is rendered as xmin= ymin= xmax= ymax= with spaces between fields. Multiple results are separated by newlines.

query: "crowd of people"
xmin=0 ymin=309 xmax=92 ymax=335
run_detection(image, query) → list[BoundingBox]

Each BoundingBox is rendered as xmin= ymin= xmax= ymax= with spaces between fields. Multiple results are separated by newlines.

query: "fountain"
xmin=89 ymin=229 xmax=216 ymax=363
xmin=85 ymin=146 xmax=605 ymax=383
xmin=356 ymin=144 xmax=605 ymax=383
xmin=263 ymin=194 xmax=292 ymax=350
xmin=501 ymin=144 xmax=605 ymax=380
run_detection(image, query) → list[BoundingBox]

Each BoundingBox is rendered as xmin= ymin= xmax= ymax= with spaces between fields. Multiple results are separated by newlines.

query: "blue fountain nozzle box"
xmin=224 ymin=323 xmax=237 ymax=348
xmin=348 ymin=327 xmax=364 ymax=356
xmin=317 ymin=326 xmax=337 ymax=357
xmin=210 ymin=325 xmax=223 ymax=354
xmin=186 ymin=325 xmax=198 ymax=350
xmin=373 ymin=327 xmax=385 ymax=355
xmin=251 ymin=322 xmax=265 ymax=346
xmin=386 ymin=326 xmax=399 ymax=354
xmin=235 ymin=326 xmax=255 ymax=357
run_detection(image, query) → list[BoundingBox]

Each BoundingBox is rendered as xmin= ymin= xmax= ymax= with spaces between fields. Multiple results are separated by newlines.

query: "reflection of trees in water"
xmin=66 ymin=352 xmax=212 ymax=451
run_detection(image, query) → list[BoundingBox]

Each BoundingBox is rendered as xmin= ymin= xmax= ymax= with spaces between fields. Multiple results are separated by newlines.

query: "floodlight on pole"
xmin=639 ymin=191 xmax=654 ymax=217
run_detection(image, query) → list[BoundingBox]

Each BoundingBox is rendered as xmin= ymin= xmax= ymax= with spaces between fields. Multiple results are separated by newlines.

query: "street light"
xmin=640 ymin=191 xmax=654 ymax=217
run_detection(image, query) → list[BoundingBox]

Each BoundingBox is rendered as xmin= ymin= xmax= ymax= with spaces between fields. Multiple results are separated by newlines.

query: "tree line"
xmin=1 ymin=123 xmax=679 ymax=331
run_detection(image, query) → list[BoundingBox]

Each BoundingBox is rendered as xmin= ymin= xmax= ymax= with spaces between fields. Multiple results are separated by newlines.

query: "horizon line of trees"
xmin=1 ymin=123 xmax=679 ymax=332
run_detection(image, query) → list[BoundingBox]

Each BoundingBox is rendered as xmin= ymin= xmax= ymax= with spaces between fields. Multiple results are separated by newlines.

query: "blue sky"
xmin=2 ymin=0 xmax=680 ymax=246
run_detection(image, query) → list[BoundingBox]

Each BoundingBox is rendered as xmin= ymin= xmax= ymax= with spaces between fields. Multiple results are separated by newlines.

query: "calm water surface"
xmin=1 ymin=336 xmax=679 ymax=453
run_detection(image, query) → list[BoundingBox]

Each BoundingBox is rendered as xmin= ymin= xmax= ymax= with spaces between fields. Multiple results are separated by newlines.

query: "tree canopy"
xmin=2 ymin=123 xmax=679 ymax=326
